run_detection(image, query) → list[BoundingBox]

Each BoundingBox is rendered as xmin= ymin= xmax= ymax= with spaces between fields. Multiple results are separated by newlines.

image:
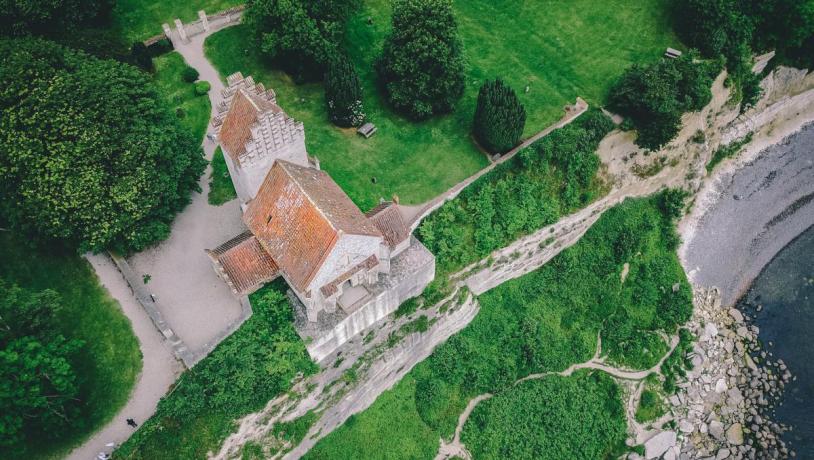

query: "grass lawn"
xmin=153 ymin=52 xmax=211 ymax=144
xmin=112 ymin=0 xmax=242 ymax=42
xmin=0 ymin=232 xmax=142 ymax=459
xmin=208 ymin=147 xmax=238 ymax=205
xmin=204 ymin=0 xmax=677 ymax=210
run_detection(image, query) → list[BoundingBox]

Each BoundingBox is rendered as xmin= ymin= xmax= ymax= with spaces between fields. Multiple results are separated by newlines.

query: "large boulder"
xmin=725 ymin=423 xmax=744 ymax=445
xmin=645 ymin=431 xmax=677 ymax=459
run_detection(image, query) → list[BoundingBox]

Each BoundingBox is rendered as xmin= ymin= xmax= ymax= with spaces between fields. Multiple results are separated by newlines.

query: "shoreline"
xmin=667 ymin=68 xmax=814 ymax=459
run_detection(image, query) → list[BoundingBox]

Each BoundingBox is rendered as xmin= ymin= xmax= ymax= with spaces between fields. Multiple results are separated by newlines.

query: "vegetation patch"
xmin=418 ymin=110 xmax=614 ymax=275
xmin=116 ymin=280 xmax=316 ymax=459
xmin=706 ymin=133 xmax=753 ymax=172
xmin=208 ymin=147 xmax=238 ymax=205
xmin=462 ymin=372 xmax=627 ymax=460
xmin=153 ymin=52 xmax=211 ymax=143
xmin=636 ymin=386 xmax=667 ymax=424
xmin=0 ymin=233 xmax=141 ymax=459
xmin=308 ymin=193 xmax=693 ymax=457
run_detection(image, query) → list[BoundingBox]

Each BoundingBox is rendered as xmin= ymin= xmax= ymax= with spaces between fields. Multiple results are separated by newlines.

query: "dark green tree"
xmin=324 ymin=56 xmax=365 ymax=127
xmin=245 ymin=0 xmax=360 ymax=81
xmin=473 ymin=79 xmax=526 ymax=153
xmin=0 ymin=0 xmax=114 ymax=36
xmin=376 ymin=0 xmax=465 ymax=120
xmin=0 ymin=280 xmax=84 ymax=447
xmin=0 ymin=38 xmax=206 ymax=253
xmin=609 ymin=53 xmax=716 ymax=149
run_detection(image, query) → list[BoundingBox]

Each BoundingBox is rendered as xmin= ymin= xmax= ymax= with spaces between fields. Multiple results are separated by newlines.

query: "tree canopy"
xmin=245 ymin=0 xmax=360 ymax=81
xmin=609 ymin=53 xmax=718 ymax=149
xmin=0 ymin=38 xmax=206 ymax=253
xmin=0 ymin=0 xmax=113 ymax=36
xmin=0 ymin=279 xmax=84 ymax=448
xmin=376 ymin=0 xmax=465 ymax=120
xmin=473 ymin=79 xmax=526 ymax=154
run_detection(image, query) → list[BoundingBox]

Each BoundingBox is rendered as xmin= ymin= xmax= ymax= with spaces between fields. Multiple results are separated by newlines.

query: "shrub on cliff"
xmin=609 ymin=53 xmax=718 ymax=149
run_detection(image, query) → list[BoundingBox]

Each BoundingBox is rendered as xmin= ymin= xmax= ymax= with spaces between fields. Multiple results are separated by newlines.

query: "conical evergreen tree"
xmin=324 ymin=56 xmax=365 ymax=127
xmin=473 ymin=79 xmax=526 ymax=153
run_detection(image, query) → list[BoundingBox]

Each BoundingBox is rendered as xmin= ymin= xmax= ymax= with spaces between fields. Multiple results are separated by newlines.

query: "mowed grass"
xmin=204 ymin=0 xmax=677 ymax=210
xmin=153 ymin=52 xmax=211 ymax=144
xmin=112 ymin=0 xmax=242 ymax=42
xmin=205 ymin=25 xmax=489 ymax=211
xmin=0 ymin=232 xmax=142 ymax=459
xmin=208 ymin=147 xmax=238 ymax=205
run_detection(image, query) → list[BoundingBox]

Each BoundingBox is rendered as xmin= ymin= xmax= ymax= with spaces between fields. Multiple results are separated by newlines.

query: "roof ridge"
xmin=276 ymin=160 xmax=339 ymax=234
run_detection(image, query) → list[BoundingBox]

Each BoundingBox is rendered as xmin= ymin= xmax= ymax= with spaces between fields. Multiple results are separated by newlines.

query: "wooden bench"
xmin=357 ymin=122 xmax=377 ymax=138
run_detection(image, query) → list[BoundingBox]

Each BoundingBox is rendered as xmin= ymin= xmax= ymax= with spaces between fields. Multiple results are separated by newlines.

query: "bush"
xmin=609 ymin=53 xmax=718 ymax=149
xmin=182 ymin=66 xmax=199 ymax=83
xmin=473 ymin=79 xmax=526 ymax=153
xmin=462 ymin=372 xmax=627 ymax=460
xmin=194 ymin=80 xmax=211 ymax=96
xmin=324 ymin=56 xmax=365 ymax=127
xmin=0 ymin=38 xmax=206 ymax=253
xmin=376 ymin=0 xmax=465 ymax=120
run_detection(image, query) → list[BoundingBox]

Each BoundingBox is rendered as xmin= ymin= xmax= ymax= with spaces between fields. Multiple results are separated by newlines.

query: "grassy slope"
xmin=204 ymin=0 xmax=676 ymax=210
xmin=112 ymin=0 xmax=242 ymax=42
xmin=306 ymin=196 xmax=692 ymax=459
xmin=208 ymin=147 xmax=238 ymax=205
xmin=116 ymin=281 xmax=316 ymax=460
xmin=0 ymin=233 xmax=142 ymax=459
xmin=153 ymin=52 xmax=211 ymax=144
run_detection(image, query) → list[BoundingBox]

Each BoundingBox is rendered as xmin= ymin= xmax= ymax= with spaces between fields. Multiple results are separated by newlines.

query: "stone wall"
xmin=302 ymin=238 xmax=435 ymax=362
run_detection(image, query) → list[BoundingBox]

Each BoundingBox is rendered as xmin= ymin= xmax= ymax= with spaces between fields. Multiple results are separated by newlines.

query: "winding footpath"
xmin=435 ymin=334 xmax=681 ymax=460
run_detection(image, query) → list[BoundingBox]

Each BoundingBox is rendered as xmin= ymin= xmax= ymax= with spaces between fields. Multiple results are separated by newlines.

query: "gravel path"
xmin=66 ymin=254 xmax=182 ymax=460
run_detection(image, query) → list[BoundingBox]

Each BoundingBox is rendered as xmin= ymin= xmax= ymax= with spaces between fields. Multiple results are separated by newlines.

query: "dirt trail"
xmin=434 ymin=334 xmax=680 ymax=460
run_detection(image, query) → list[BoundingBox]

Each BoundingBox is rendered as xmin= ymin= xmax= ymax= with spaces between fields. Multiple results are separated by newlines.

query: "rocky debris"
xmin=646 ymin=431 xmax=677 ymax=459
xmin=664 ymin=287 xmax=795 ymax=459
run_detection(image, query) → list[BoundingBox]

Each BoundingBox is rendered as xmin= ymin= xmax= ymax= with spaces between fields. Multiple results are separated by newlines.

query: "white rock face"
xmin=645 ymin=431 xmax=676 ymax=459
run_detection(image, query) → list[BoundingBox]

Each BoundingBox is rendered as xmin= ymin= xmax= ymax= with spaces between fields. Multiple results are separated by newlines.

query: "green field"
xmin=306 ymin=195 xmax=692 ymax=458
xmin=204 ymin=0 xmax=677 ymax=209
xmin=0 ymin=233 xmax=142 ymax=459
xmin=112 ymin=0 xmax=242 ymax=42
xmin=153 ymin=52 xmax=211 ymax=144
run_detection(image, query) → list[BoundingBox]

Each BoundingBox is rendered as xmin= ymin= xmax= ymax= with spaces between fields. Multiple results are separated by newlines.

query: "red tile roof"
xmin=218 ymin=89 xmax=282 ymax=163
xmin=209 ymin=231 xmax=279 ymax=295
xmin=367 ymin=202 xmax=410 ymax=249
xmin=243 ymin=160 xmax=382 ymax=293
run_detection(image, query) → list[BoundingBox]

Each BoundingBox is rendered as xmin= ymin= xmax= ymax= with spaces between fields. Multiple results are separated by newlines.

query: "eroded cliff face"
xmin=467 ymin=64 xmax=814 ymax=298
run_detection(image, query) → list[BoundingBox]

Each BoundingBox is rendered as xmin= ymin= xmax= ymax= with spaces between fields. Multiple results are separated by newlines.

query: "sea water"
xmin=737 ymin=225 xmax=814 ymax=455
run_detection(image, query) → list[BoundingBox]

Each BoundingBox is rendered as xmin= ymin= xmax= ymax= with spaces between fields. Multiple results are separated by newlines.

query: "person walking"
xmin=126 ymin=418 xmax=138 ymax=428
